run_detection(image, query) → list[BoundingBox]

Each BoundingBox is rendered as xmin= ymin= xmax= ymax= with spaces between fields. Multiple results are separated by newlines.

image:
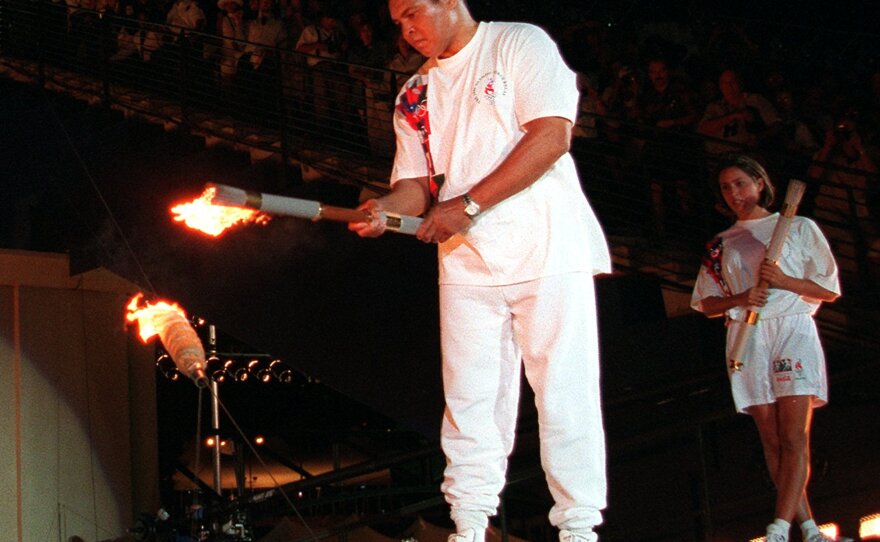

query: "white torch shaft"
xmin=728 ymin=179 xmax=807 ymax=369
xmin=208 ymin=183 xmax=423 ymax=235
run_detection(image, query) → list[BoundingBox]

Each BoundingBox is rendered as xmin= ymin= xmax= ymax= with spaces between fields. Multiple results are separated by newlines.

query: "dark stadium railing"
xmin=2 ymin=1 xmax=878 ymax=328
xmin=2 ymin=2 xmax=879 ymax=540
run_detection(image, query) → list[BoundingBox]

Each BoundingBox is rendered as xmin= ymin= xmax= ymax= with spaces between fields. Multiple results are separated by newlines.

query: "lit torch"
xmin=728 ymin=179 xmax=807 ymax=371
xmin=170 ymin=186 xmax=270 ymax=237
xmin=171 ymin=183 xmax=422 ymax=237
xmin=126 ymin=293 xmax=208 ymax=386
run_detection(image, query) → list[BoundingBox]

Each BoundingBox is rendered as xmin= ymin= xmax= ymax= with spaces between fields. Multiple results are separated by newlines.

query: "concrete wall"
xmin=0 ymin=250 xmax=158 ymax=542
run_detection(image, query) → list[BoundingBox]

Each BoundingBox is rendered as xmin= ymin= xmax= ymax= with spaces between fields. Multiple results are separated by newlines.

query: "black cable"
xmin=42 ymin=93 xmax=159 ymax=296
xmin=206 ymin=382 xmax=319 ymax=541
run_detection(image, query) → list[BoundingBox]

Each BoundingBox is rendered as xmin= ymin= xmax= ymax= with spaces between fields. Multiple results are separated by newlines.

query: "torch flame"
xmin=171 ymin=186 xmax=269 ymax=237
xmin=126 ymin=293 xmax=207 ymax=385
xmin=126 ymin=292 xmax=187 ymax=342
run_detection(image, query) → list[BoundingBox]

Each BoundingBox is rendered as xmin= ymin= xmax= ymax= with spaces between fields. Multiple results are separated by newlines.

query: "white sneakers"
xmin=804 ymin=533 xmax=854 ymax=542
xmin=448 ymin=527 xmax=599 ymax=542
xmin=559 ymin=529 xmax=598 ymax=542
xmin=764 ymin=523 xmax=788 ymax=542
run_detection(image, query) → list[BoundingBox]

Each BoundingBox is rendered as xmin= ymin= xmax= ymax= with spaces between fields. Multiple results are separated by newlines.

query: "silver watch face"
xmin=463 ymin=194 xmax=480 ymax=217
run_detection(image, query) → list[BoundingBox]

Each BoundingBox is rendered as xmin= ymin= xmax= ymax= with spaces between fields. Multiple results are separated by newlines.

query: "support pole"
xmin=208 ymin=325 xmax=222 ymax=494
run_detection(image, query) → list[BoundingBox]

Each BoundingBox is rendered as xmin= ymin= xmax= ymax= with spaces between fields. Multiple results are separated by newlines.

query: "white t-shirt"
xmin=691 ymin=213 xmax=840 ymax=321
xmin=295 ymin=24 xmax=342 ymax=67
xmin=391 ymin=22 xmax=610 ymax=286
xmin=700 ymin=93 xmax=781 ymax=154
xmin=165 ymin=0 xmax=205 ymax=29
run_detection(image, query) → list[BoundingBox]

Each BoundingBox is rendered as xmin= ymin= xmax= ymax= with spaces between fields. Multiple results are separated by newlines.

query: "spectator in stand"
xmin=573 ymin=72 xmax=606 ymax=141
xmin=116 ymin=0 xmax=164 ymax=63
xmin=235 ymin=0 xmax=287 ymax=123
xmin=131 ymin=0 xmax=164 ymax=24
xmin=601 ymin=65 xmax=643 ymax=143
xmin=698 ymin=69 xmax=781 ymax=155
xmin=295 ymin=6 xmax=349 ymax=135
xmin=358 ymin=28 xmax=425 ymax=157
xmin=571 ymin=71 xmax=624 ymax=232
xmin=386 ymin=29 xmax=424 ymax=91
xmin=279 ymin=0 xmax=308 ymax=47
xmin=67 ymin=0 xmax=103 ymax=69
xmin=347 ymin=19 xmax=391 ymax=153
xmin=641 ymin=57 xmax=700 ymax=234
xmin=774 ymin=88 xmax=819 ymax=157
xmin=294 ymin=4 xmax=345 ymax=67
xmin=148 ymin=0 xmax=205 ymax=79
xmin=108 ymin=0 xmax=146 ymax=62
xmin=806 ymin=108 xmax=878 ymax=233
xmin=600 ymin=64 xmax=645 ymax=230
xmin=642 ymin=58 xmax=698 ymax=132
xmin=216 ymin=0 xmax=245 ymax=101
xmin=165 ymin=0 xmax=205 ymax=30
xmin=241 ymin=0 xmax=286 ymax=68
xmin=799 ymin=84 xmax=836 ymax=153
xmin=347 ymin=18 xmax=387 ymax=75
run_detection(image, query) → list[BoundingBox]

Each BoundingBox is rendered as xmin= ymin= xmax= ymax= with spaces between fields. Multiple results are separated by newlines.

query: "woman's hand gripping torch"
xmin=727 ymin=179 xmax=807 ymax=371
xmin=171 ymin=183 xmax=423 ymax=237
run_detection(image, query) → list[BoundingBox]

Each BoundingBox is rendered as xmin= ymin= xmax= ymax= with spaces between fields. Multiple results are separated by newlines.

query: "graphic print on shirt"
xmin=396 ymin=75 xmax=444 ymax=199
xmin=702 ymin=236 xmax=732 ymax=297
xmin=472 ymin=71 xmax=509 ymax=105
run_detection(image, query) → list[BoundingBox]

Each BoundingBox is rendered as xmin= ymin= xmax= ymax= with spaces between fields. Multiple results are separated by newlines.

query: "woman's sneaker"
xmin=559 ymin=529 xmax=598 ymax=542
xmin=805 ymin=533 xmax=853 ymax=542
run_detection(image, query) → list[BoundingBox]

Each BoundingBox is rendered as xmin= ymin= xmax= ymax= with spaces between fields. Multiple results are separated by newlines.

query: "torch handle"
xmin=208 ymin=183 xmax=423 ymax=235
xmin=319 ymin=205 xmax=372 ymax=223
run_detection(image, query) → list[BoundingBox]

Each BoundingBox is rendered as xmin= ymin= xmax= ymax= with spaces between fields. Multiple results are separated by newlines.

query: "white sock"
xmin=450 ymin=509 xmax=488 ymax=534
xmin=801 ymin=519 xmax=819 ymax=536
xmin=560 ymin=527 xmax=596 ymax=539
xmin=769 ymin=518 xmax=791 ymax=538
xmin=558 ymin=521 xmax=593 ymax=534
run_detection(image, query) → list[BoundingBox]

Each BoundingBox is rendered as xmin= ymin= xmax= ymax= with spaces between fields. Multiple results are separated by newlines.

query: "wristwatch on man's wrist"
xmin=463 ymin=193 xmax=481 ymax=218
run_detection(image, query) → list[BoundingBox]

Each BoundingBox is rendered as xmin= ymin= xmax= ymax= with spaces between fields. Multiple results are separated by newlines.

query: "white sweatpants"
xmin=438 ymin=272 xmax=607 ymax=530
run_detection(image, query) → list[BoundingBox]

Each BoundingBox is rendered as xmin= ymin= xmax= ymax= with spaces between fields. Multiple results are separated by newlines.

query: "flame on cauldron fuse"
xmin=125 ymin=293 xmax=207 ymax=383
xmin=125 ymin=292 xmax=188 ymax=341
xmin=171 ymin=186 xmax=269 ymax=237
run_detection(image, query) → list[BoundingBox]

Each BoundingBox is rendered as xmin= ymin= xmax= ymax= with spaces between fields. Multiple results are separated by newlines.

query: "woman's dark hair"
xmin=713 ymin=153 xmax=776 ymax=210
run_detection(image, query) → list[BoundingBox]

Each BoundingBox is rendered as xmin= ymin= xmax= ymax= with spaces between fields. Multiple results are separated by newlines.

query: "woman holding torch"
xmin=690 ymin=154 xmax=843 ymax=542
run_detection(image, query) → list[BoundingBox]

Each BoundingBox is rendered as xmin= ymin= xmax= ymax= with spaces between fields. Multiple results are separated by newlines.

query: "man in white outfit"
xmin=348 ymin=1 xmax=611 ymax=541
